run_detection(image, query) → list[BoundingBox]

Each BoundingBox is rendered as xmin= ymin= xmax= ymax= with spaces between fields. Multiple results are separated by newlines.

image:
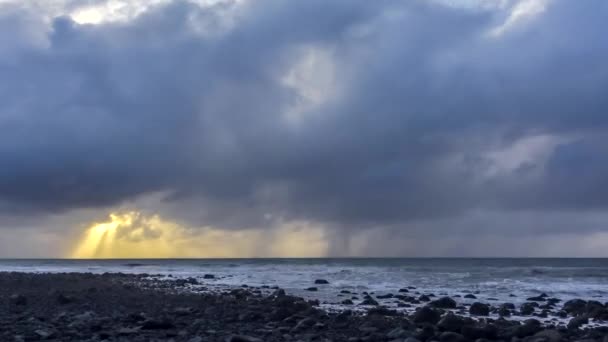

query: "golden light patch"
xmin=70 ymin=212 xmax=328 ymax=258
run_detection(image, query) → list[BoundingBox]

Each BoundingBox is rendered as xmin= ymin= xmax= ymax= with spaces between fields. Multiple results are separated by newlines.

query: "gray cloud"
xmin=1 ymin=0 xmax=608 ymax=246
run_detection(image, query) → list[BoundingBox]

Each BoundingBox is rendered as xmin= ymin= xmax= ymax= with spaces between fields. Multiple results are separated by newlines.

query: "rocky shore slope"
xmin=1 ymin=272 xmax=607 ymax=341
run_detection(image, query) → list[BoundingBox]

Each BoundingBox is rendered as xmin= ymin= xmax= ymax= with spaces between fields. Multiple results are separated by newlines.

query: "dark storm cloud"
xmin=1 ymin=0 xmax=607 ymax=232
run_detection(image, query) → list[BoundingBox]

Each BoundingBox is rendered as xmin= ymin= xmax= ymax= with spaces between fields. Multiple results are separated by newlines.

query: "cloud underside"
xmin=1 ymin=0 xmax=608 ymax=255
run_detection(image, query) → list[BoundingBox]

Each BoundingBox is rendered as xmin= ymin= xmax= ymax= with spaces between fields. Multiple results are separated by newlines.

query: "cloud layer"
xmin=1 ymin=0 xmax=607 ymax=256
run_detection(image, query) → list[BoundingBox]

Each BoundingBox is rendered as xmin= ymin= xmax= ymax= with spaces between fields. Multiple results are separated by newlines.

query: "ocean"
xmin=1 ymin=258 xmax=607 ymax=308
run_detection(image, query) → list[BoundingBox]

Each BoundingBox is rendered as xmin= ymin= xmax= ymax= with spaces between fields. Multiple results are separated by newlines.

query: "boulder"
xmin=314 ymin=279 xmax=329 ymax=284
xmin=469 ymin=302 xmax=490 ymax=316
xmin=430 ymin=296 xmax=457 ymax=309
xmin=412 ymin=306 xmax=441 ymax=324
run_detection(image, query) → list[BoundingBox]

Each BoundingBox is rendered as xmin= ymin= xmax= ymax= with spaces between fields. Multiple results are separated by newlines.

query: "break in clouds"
xmin=0 ymin=0 xmax=607 ymax=257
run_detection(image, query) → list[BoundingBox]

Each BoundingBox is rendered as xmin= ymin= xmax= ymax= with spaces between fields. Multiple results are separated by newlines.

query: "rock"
xmin=430 ymin=296 xmax=457 ymax=309
xmin=293 ymin=317 xmax=316 ymax=331
xmin=469 ymin=302 xmax=490 ymax=316
xmin=367 ymin=306 xmax=398 ymax=316
xmin=464 ymin=294 xmax=477 ymax=299
xmin=306 ymin=287 xmax=318 ymax=291
xmin=498 ymin=306 xmax=511 ymax=317
xmin=359 ymin=297 xmax=379 ymax=306
xmin=437 ymin=313 xmax=466 ymax=332
xmin=203 ymin=274 xmax=215 ymax=279
xmin=314 ymin=279 xmax=329 ymax=284
xmin=34 ymin=329 xmax=54 ymax=339
xmin=563 ymin=299 xmax=587 ymax=315
xmin=404 ymin=338 xmax=421 ymax=342
xmin=9 ymin=294 xmax=27 ymax=305
xmin=56 ymin=293 xmax=75 ymax=304
xmin=377 ymin=293 xmax=393 ymax=299
xmin=398 ymin=288 xmax=409 ymax=293
xmin=521 ymin=302 xmax=537 ymax=315
xmin=412 ymin=306 xmax=441 ymax=324
xmin=440 ymin=332 xmax=465 ymax=342
xmin=527 ymin=295 xmax=547 ymax=302
xmin=418 ymin=294 xmax=431 ymax=302
xmin=226 ymin=335 xmax=263 ymax=342
xmin=340 ymin=290 xmax=351 ymax=294
xmin=141 ymin=319 xmax=175 ymax=330
xmin=387 ymin=327 xmax=410 ymax=339
xmin=567 ymin=316 xmax=588 ymax=330
xmin=341 ymin=299 xmax=354 ymax=305
xmin=513 ymin=319 xmax=542 ymax=338
xmin=117 ymin=327 xmax=140 ymax=335
xmin=533 ymin=329 xmax=563 ymax=342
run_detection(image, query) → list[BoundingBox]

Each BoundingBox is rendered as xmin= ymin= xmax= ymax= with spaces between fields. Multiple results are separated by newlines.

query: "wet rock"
xmin=439 ymin=331 xmax=465 ymax=342
xmin=567 ymin=316 xmax=588 ymax=330
xmin=9 ymin=294 xmax=27 ymax=305
xmin=437 ymin=313 xmax=466 ymax=332
xmin=314 ymin=279 xmax=329 ymax=284
xmin=430 ymin=296 xmax=457 ymax=309
xmin=464 ymin=294 xmax=477 ymax=299
xmin=203 ymin=274 xmax=215 ymax=279
xmin=377 ymin=293 xmax=393 ymax=299
xmin=418 ymin=294 xmax=431 ymax=302
xmin=533 ymin=329 xmax=563 ymax=342
xmin=359 ymin=297 xmax=379 ymax=306
xmin=412 ymin=306 xmax=441 ymax=324
xmin=306 ymin=287 xmax=318 ymax=292
xmin=521 ymin=302 xmax=537 ymax=315
xmin=141 ymin=319 xmax=175 ymax=330
xmin=367 ymin=306 xmax=398 ymax=316
xmin=341 ymin=299 xmax=354 ymax=305
xmin=398 ymin=288 xmax=409 ymax=293
xmin=469 ymin=302 xmax=490 ymax=316
xmin=563 ymin=299 xmax=587 ymax=315
xmin=226 ymin=335 xmax=263 ymax=342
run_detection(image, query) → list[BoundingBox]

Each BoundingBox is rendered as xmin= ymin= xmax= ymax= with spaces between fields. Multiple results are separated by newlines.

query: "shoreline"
xmin=1 ymin=272 xmax=608 ymax=341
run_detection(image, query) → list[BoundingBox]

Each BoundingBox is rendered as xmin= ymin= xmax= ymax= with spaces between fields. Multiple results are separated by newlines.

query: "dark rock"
xmin=340 ymin=290 xmax=351 ymax=294
xmin=226 ymin=335 xmax=263 ymax=342
xmin=203 ymin=274 xmax=215 ymax=279
xmin=367 ymin=306 xmax=398 ymax=316
xmin=439 ymin=331 xmax=465 ymax=342
xmin=341 ymin=299 xmax=354 ymax=305
xmin=412 ymin=306 xmax=441 ymax=324
xmin=398 ymin=288 xmax=409 ymax=293
xmin=376 ymin=293 xmax=393 ymax=299
xmin=469 ymin=302 xmax=490 ymax=316
xmin=567 ymin=316 xmax=588 ymax=330
xmin=563 ymin=299 xmax=587 ymax=315
xmin=359 ymin=297 xmax=379 ymax=306
xmin=437 ymin=313 xmax=466 ymax=332
xmin=430 ymin=296 xmax=457 ymax=309
xmin=314 ymin=279 xmax=329 ymax=284
xmin=521 ymin=302 xmax=537 ymax=315
xmin=418 ymin=294 xmax=431 ymax=302
xmin=306 ymin=287 xmax=318 ymax=292
xmin=141 ymin=319 xmax=175 ymax=330
xmin=533 ymin=329 xmax=563 ymax=342
xmin=464 ymin=294 xmax=477 ymax=299
xmin=9 ymin=294 xmax=27 ymax=305
xmin=513 ymin=319 xmax=542 ymax=338
xmin=528 ymin=295 xmax=548 ymax=302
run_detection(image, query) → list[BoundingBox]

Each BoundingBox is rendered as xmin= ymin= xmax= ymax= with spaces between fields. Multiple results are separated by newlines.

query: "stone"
xmin=469 ymin=302 xmax=490 ymax=316
xmin=341 ymin=299 xmax=354 ymax=305
xmin=430 ymin=296 xmax=457 ymax=309
xmin=567 ymin=316 xmax=588 ymax=330
xmin=440 ymin=332 xmax=465 ymax=342
xmin=203 ymin=274 xmax=215 ymax=279
xmin=306 ymin=287 xmax=318 ymax=291
xmin=437 ymin=313 xmax=466 ymax=332
xmin=533 ymin=329 xmax=563 ymax=342
xmin=412 ymin=306 xmax=441 ymax=324
xmin=9 ymin=294 xmax=27 ymax=305
xmin=314 ymin=279 xmax=329 ymax=284
xmin=464 ymin=294 xmax=477 ymax=299
xmin=226 ymin=335 xmax=263 ymax=342
xmin=359 ymin=297 xmax=379 ymax=306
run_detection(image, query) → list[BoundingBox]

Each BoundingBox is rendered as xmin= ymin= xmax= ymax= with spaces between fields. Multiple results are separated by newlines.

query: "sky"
xmin=0 ymin=0 xmax=607 ymax=258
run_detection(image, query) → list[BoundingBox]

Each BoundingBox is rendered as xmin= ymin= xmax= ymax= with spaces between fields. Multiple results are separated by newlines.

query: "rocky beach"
xmin=1 ymin=272 xmax=607 ymax=342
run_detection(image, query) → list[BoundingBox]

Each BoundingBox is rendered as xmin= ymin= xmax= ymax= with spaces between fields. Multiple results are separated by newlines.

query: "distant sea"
xmin=1 ymin=258 xmax=607 ymax=306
